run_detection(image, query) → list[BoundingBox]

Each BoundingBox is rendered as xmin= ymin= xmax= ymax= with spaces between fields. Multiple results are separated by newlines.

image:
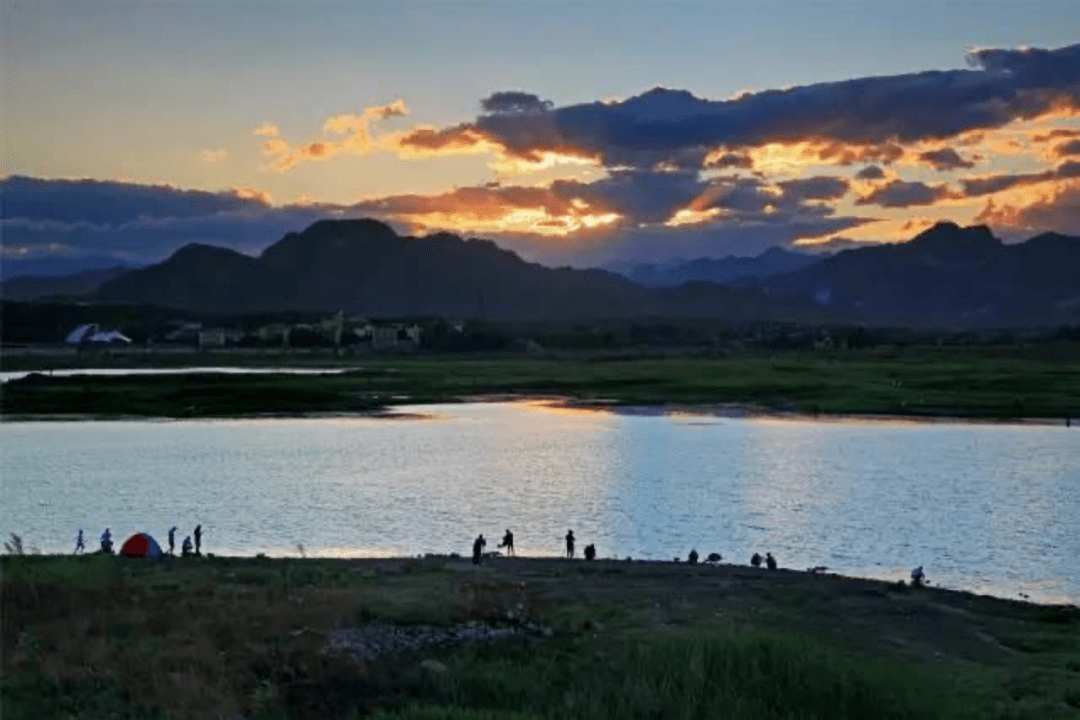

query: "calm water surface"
xmin=2 ymin=401 xmax=1076 ymax=603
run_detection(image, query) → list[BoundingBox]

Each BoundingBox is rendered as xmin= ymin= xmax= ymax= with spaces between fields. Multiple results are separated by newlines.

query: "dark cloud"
xmin=704 ymin=151 xmax=754 ymax=169
xmin=855 ymin=165 xmax=886 ymax=180
xmin=917 ymin=147 xmax=976 ymax=171
xmin=0 ymin=175 xmax=266 ymax=225
xmin=959 ymin=160 xmax=1080 ymax=196
xmin=777 ymin=176 xmax=850 ymax=202
xmin=855 ymin=180 xmax=953 ymax=208
xmin=480 ymin=91 xmax=554 ymax=115
xmin=0 ymin=177 xmax=366 ymax=264
xmin=1031 ymin=128 xmax=1080 ymax=143
xmin=1052 ymin=139 xmax=1080 ymax=158
xmin=429 ymin=44 xmax=1080 ymax=170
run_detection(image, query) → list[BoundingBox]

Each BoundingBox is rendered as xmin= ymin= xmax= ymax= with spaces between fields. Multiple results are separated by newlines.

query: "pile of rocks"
xmin=327 ymin=620 xmax=552 ymax=662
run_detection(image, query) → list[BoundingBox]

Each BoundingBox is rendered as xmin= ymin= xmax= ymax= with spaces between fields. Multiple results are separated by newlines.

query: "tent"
xmin=120 ymin=533 xmax=164 ymax=560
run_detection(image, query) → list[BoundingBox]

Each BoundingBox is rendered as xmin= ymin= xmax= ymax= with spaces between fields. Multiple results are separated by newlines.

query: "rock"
xmin=420 ymin=659 xmax=447 ymax=674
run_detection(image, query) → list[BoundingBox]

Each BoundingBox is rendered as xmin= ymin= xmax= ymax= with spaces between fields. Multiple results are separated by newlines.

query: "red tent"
xmin=120 ymin=533 xmax=164 ymax=560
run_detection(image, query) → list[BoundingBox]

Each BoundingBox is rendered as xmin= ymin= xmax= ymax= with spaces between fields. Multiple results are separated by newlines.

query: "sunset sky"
xmin=3 ymin=0 xmax=1080 ymax=269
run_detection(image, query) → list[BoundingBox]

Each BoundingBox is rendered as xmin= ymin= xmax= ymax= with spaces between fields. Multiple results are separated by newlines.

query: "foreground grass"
xmin=3 ymin=344 xmax=1079 ymax=419
xmin=3 ymin=555 xmax=1079 ymax=719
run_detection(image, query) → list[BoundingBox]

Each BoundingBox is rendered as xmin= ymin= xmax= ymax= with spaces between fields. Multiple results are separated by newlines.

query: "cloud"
xmin=916 ymin=147 xmax=975 ymax=171
xmin=199 ymin=149 xmax=229 ymax=163
xmin=263 ymin=100 xmax=409 ymax=171
xmin=481 ymin=91 xmax=553 ymax=115
xmin=856 ymin=180 xmax=953 ymax=208
xmin=959 ymin=160 xmax=1080 ymax=196
xmin=777 ymin=175 xmax=850 ymax=201
xmin=253 ymin=122 xmax=280 ymax=137
xmin=0 ymin=176 xmax=331 ymax=264
xmin=1051 ymin=138 xmax=1080 ymax=159
xmin=855 ymin=165 xmax=886 ymax=180
xmin=403 ymin=44 xmax=1080 ymax=172
xmin=975 ymin=180 xmax=1080 ymax=237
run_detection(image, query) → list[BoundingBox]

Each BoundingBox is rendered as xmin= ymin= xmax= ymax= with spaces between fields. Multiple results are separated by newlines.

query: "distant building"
xmin=64 ymin=324 xmax=132 ymax=345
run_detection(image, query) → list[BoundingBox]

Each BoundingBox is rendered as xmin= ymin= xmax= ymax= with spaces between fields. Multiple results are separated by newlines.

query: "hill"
xmin=0 ymin=266 xmax=131 ymax=301
xmin=761 ymin=222 xmax=1080 ymax=327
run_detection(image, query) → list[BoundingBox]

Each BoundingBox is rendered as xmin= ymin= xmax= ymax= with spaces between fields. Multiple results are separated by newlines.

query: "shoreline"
xmin=1 ymin=392 xmax=1073 ymax=426
xmin=9 ymin=551 xmax=1077 ymax=607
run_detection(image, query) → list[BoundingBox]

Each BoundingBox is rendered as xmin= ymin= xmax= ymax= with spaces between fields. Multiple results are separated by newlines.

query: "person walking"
xmin=499 ymin=529 xmax=515 ymax=557
xmin=194 ymin=524 xmax=202 ymax=556
xmin=168 ymin=526 xmax=177 ymax=555
xmin=74 ymin=529 xmax=85 ymax=555
xmin=565 ymin=529 xmax=575 ymax=559
xmin=472 ymin=534 xmax=486 ymax=566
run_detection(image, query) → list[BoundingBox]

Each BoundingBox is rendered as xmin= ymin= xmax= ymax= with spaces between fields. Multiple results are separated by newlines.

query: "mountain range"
xmin=4 ymin=219 xmax=1079 ymax=327
xmin=605 ymin=246 xmax=821 ymax=287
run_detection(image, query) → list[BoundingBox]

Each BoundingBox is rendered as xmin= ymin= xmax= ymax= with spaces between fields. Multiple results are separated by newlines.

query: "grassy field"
xmin=2 ymin=344 xmax=1080 ymax=419
xmin=2 ymin=553 xmax=1079 ymax=719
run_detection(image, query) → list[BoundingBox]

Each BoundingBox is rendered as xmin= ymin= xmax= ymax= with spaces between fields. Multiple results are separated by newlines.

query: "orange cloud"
xmin=230 ymin=187 xmax=271 ymax=204
xmin=253 ymin=122 xmax=280 ymax=137
xmin=264 ymin=100 xmax=409 ymax=171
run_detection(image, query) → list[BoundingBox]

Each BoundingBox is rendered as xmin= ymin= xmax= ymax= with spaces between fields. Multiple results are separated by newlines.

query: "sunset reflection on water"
xmin=1 ymin=402 xmax=1076 ymax=604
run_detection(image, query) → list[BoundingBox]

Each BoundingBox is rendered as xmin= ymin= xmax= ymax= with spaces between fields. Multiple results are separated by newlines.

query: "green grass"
xmin=3 ymin=555 xmax=1079 ymax=719
xmin=3 ymin=345 xmax=1079 ymax=419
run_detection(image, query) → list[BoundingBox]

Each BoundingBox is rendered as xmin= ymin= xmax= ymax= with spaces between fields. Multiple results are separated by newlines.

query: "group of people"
xmin=73 ymin=524 xmax=203 ymax=556
xmin=472 ymin=528 xmax=595 ymax=565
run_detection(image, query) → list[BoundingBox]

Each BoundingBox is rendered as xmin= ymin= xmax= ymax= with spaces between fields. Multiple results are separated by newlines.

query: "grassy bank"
xmin=2 ymin=554 xmax=1079 ymax=719
xmin=3 ymin=345 xmax=1079 ymax=419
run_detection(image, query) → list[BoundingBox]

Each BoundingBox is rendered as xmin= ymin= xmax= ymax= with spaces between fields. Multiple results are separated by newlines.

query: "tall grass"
xmin=372 ymin=628 xmax=995 ymax=720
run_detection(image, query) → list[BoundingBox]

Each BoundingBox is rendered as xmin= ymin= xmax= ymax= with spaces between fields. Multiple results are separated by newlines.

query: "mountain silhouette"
xmin=761 ymin=222 xmax=1080 ymax=326
xmin=69 ymin=219 xmax=1080 ymax=326
xmin=608 ymin=246 xmax=820 ymax=287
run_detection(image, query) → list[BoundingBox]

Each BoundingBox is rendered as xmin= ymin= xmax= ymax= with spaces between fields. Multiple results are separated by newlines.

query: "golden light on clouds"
xmin=253 ymin=122 xmax=280 ymax=137
xmin=665 ymin=207 xmax=724 ymax=227
xmin=407 ymin=207 xmax=622 ymax=238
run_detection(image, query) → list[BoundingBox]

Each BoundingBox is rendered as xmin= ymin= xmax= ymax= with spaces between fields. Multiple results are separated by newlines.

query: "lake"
xmin=1 ymin=401 xmax=1076 ymax=604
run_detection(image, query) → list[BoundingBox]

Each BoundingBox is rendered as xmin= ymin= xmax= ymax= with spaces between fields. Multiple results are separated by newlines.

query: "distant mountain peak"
xmin=300 ymin=218 xmax=398 ymax=242
xmin=910 ymin=222 xmax=999 ymax=248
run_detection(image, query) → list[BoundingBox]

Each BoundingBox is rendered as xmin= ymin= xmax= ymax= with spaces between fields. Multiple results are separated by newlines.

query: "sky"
xmin=3 ymin=0 xmax=1080 ymax=270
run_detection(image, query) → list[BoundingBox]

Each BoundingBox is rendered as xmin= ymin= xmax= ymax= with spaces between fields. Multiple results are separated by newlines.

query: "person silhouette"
xmin=565 ymin=530 xmax=575 ymax=559
xmin=499 ymin=529 xmax=515 ymax=557
xmin=100 ymin=527 xmax=113 ymax=554
xmin=182 ymin=535 xmax=193 ymax=557
xmin=911 ymin=566 xmax=926 ymax=587
xmin=168 ymin=526 xmax=177 ymax=555
xmin=584 ymin=543 xmax=596 ymax=561
xmin=472 ymin=534 xmax=486 ymax=565
xmin=751 ymin=552 xmax=762 ymax=567
xmin=194 ymin=524 xmax=202 ymax=556
xmin=766 ymin=552 xmax=777 ymax=570
xmin=688 ymin=549 xmax=699 ymax=564
xmin=74 ymin=529 xmax=85 ymax=555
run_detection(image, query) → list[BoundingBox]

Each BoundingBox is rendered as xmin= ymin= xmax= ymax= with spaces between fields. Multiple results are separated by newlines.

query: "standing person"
xmin=499 ymin=529 xmax=515 ymax=557
xmin=565 ymin=529 xmax=575 ymax=559
xmin=472 ymin=534 xmax=486 ymax=566
xmin=194 ymin=524 xmax=202 ymax=556
xmin=168 ymin=526 xmax=177 ymax=555
xmin=100 ymin=527 xmax=113 ymax=554
xmin=765 ymin=552 xmax=777 ymax=570
xmin=74 ymin=529 xmax=85 ymax=555
xmin=182 ymin=535 xmax=193 ymax=557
